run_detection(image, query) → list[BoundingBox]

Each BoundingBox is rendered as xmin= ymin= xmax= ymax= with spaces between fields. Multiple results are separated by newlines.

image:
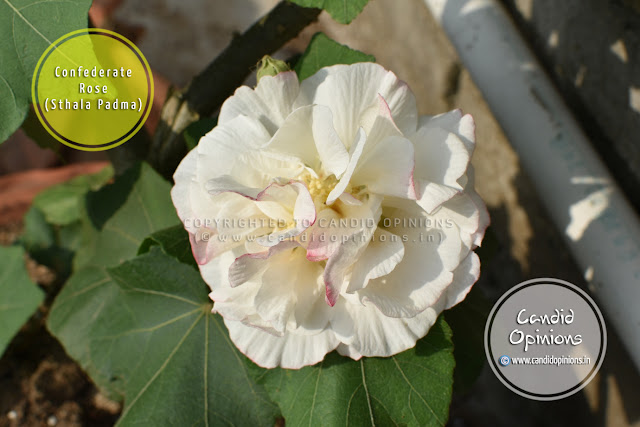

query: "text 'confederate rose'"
xmin=171 ymin=63 xmax=489 ymax=369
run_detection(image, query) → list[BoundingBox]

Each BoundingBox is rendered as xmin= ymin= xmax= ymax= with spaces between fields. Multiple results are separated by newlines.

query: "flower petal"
xmin=171 ymin=146 xmax=199 ymax=231
xmin=321 ymin=198 xmax=383 ymax=306
xmin=306 ymin=195 xmax=382 ymax=262
xmin=203 ymin=179 xmax=316 ymax=249
xmin=356 ymin=200 xmax=462 ymax=317
xmin=197 ymin=115 xmax=273 ymax=179
xmin=323 ymin=229 xmax=367 ymax=307
xmin=267 ymin=105 xmax=349 ymax=178
xmin=412 ymin=126 xmax=470 ymax=191
xmin=228 ymin=240 xmax=299 ymax=288
xmin=255 ymin=181 xmax=317 ymax=246
xmin=172 ymin=147 xmax=269 ymax=265
xmin=410 ymin=111 xmax=476 ymax=213
xmin=334 ymin=255 xmax=479 ymax=360
xmin=200 ymin=248 xmax=247 ymax=297
xmin=434 ymin=192 xmax=481 ymax=256
xmin=464 ymin=165 xmax=490 ymax=247
xmin=331 ymin=298 xmax=438 ymax=358
xmin=353 ymin=135 xmax=416 ymax=199
xmin=296 ymin=63 xmax=418 ymax=145
xmin=441 ymin=252 xmax=480 ymax=309
xmin=419 ymin=110 xmax=475 ymax=154
xmin=326 ymin=127 xmax=366 ymax=205
xmin=218 ymin=71 xmax=300 ymax=134
xmin=346 ymin=228 xmax=405 ymax=293
xmin=206 ymin=175 xmax=263 ymax=199
xmin=224 ymin=242 xmax=332 ymax=336
xmin=253 ymin=246 xmax=325 ymax=333
xmin=189 ymin=227 xmax=243 ymax=265
xmin=225 ymin=319 xmax=339 ymax=369
xmin=415 ymin=182 xmax=460 ymax=214
xmin=360 ymin=94 xmax=405 ymax=154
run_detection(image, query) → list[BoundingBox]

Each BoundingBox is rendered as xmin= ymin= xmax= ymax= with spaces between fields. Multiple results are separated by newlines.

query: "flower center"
xmin=297 ymin=170 xmax=340 ymax=205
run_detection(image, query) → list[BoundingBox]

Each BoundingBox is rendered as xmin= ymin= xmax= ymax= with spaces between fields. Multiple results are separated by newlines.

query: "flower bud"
xmin=256 ymin=55 xmax=290 ymax=82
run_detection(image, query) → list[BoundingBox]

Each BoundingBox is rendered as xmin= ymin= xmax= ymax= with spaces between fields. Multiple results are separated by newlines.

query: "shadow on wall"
xmin=113 ymin=0 xmax=280 ymax=86
xmin=501 ymin=0 xmax=640 ymax=213
xmin=454 ymin=170 xmax=640 ymax=427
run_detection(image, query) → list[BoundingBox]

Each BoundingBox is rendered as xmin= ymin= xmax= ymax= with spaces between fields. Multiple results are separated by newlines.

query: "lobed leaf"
xmin=47 ymin=162 xmax=280 ymax=425
xmin=48 ymin=163 xmax=180 ymax=396
xmin=138 ymin=224 xmax=197 ymax=268
xmin=32 ymin=166 xmax=113 ymax=226
xmin=0 ymin=0 xmax=91 ymax=143
xmin=22 ymin=165 xmax=113 ymax=279
xmin=261 ymin=317 xmax=454 ymax=427
xmin=51 ymin=247 xmax=280 ymax=426
xmin=0 ymin=246 xmax=44 ymax=356
xmin=295 ymin=32 xmax=375 ymax=80
xmin=74 ymin=163 xmax=179 ymax=269
xmin=289 ymin=0 xmax=370 ymax=24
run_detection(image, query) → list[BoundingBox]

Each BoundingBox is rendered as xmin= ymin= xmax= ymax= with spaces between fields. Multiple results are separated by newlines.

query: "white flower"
xmin=171 ymin=63 xmax=489 ymax=369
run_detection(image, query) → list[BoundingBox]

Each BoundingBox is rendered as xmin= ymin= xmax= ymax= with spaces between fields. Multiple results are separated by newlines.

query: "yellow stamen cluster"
xmin=297 ymin=170 xmax=341 ymax=205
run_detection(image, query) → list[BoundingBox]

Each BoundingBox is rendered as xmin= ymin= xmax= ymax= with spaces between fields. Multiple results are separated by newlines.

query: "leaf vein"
xmin=91 ymin=308 xmax=201 ymax=340
xmin=345 ymin=384 xmax=362 ymax=427
xmin=308 ymin=360 xmax=323 ymax=427
xmin=360 ymin=360 xmax=375 ymax=426
xmin=212 ymin=316 xmax=275 ymax=409
xmin=3 ymin=0 xmax=54 ymax=45
xmin=392 ymin=356 xmax=445 ymax=426
xmin=123 ymin=287 xmax=202 ymax=306
xmin=0 ymin=74 xmax=17 ymax=109
xmin=119 ymin=311 xmax=204 ymax=421
xmin=55 ymin=275 xmax=110 ymax=305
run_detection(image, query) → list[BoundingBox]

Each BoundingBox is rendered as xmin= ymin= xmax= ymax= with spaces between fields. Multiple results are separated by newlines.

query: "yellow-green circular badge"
xmin=32 ymin=29 xmax=153 ymax=151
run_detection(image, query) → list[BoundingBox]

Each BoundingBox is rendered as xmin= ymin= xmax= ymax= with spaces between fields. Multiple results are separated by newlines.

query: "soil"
xmin=0 ymin=223 xmax=121 ymax=427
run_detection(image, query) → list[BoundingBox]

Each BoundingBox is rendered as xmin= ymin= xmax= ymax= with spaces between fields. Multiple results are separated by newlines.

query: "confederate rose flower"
xmin=171 ymin=63 xmax=489 ymax=369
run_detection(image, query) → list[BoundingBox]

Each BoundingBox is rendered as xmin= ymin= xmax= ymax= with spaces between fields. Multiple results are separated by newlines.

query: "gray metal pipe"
xmin=423 ymin=0 xmax=640 ymax=370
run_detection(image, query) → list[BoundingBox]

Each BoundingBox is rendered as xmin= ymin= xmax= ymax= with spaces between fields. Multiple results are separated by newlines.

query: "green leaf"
xmin=295 ymin=32 xmax=375 ymax=80
xmin=21 ymin=206 xmax=76 ymax=279
xmin=32 ymin=166 xmax=113 ymax=226
xmin=22 ymin=166 xmax=113 ymax=278
xmin=21 ymin=107 xmax=62 ymax=151
xmin=138 ymin=224 xmax=196 ymax=268
xmin=289 ymin=0 xmax=370 ymax=24
xmin=0 ymin=245 xmax=44 ymax=356
xmin=0 ymin=0 xmax=92 ymax=143
xmin=445 ymin=286 xmax=491 ymax=393
xmin=75 ymin=163 xmax=179 ymax=269
xmin=48 ymin=162 xmax=181 ymax=395
xmin=22 ymin=206 xmax=56 ymax=252
xmin=50 ymin=247 xmax=279 ymax=426
xmin=262 ymin=316 xmax=454 ymax=426
xmin=183 ymin=118 xmax=217 ymax=151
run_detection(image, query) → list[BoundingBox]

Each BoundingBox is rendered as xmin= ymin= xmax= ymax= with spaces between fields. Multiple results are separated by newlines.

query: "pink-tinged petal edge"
xmin=188 ymin=228 xmax=235 ymax=266
xmin=189 ymin=229 xmax=211 ymax=265
xmin=207 ymin=178 xmax=317 ymax=247
xmin=227 ymin=240 xmax=299 ymax=288
xmin=376 ymin=94 xmax=417 ymax=200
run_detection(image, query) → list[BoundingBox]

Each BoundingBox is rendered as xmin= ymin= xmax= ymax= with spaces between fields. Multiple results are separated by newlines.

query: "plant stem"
xmin=149 ymin=1 xmax=321 ymax=179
